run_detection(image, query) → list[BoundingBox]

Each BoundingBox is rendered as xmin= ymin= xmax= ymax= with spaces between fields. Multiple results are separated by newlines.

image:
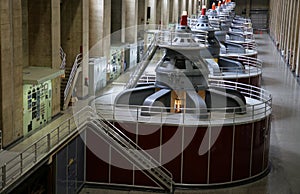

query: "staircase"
xmin=61 ymin=53 xmax=83 ymax=110
xmin=60 ymin=67 xmax=72 ymax=109
xmin=88 ymin=113 xmax=174 ymax=192
xmin=125 ymin=37 xmax=158 ymax=89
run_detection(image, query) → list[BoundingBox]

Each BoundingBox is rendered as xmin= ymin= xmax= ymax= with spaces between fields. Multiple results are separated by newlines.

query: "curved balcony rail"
xmin=137 ymin=56 xmax=262 ymax=83
xmin=0 ymin=106 xmax=94 ymax=192
xmin=95 ymin=80 xmax=272 ymax=126
xmin=155 ymin=30 xmax=208 ymax=47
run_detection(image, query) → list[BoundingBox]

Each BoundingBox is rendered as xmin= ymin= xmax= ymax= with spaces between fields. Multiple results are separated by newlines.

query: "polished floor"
xmin=80 ymin=33 xmax=300 ymax=194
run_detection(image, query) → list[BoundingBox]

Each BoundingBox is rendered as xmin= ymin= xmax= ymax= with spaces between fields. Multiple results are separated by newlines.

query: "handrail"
xmin=95 ymin=79 xmax=272 ymax=125
xmin=0 ymin=106 xmax=95 ymax=192
xmin=60 ymin=47 xmax=66 ymax=70
xmin=138 ymin=56 xmax=262 ymax=83
xmin=91 ymin=115 xmax=173 ymax=191
xmin=156 ymin=31 xmax=208 ymax=47
xmin=125 ymin=36 xmax=158 ymax=89
xmin=64 ymin=53 xmax=83 ymax=101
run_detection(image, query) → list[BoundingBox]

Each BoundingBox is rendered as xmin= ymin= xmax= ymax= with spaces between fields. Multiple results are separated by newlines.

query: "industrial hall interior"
xmin=1 ymin=0 xmax=300 ymax=193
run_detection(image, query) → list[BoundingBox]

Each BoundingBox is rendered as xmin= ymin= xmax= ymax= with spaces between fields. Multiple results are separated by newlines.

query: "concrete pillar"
xmin=124 ymin=0 xmax=138 ymax=43
xmin=169 ymin=0 xmax=174 ymax=24
xmin=0 ymin=0 xmax=23 ymax=147
xmin=147 ymin=0 xmax=157 ymax=24
xmin=293 ymin=0 xmax=300 ymax=72
xmin=172 ymin=0 xmax=180 ymax=23
xmin=161 ymin=0 xmax=170 ymax=29
xmin=89 ymin=0 xmax=111 ymax=59
xmin=284 ymin=0 xmax=292 ymax=60
xmin=279 ymin=0 xmax=286 ymax=51
xmin=287 ymin=0 xmax=296 ymax=67
xmin=181 ymin=0 xmax=187 ymax=13
xmin=25 ymin=0 xmax=60 ymax=70
xmin=138 ymin=0 xmax=146 ymax=37
xmin=89 ymin=0 xmax=103 ymax=57
xmin=51 ymin=0 xmax=61 ymax=117
xmin=296 ymin=1 xmax=300 ymax=76
xmin=61 ymin=0 xmax=89 ymax=98
xmin=188 ymin=0 xmax=193 ymax=16
xmin=156 ymin=0 xmax=162 ymax=26
xmin=193 ymin=0 xmax=198 ymax=16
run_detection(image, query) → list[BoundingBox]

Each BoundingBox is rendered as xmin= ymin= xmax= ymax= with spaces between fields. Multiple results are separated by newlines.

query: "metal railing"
xmin=0 ymin=106 xmax=94 ymax=192
xmin=95 ymin=80 xmax=272 ymax=125
xmin=89 ymin=115 xmax=173 ymax=192
xmin=138 ymin=56 xmax=262 ymax=82
xmin=155 ymin=31 xmax=208 ymax=47
xmin=125 ymin=37 xmax=158 ymax=89
xmin=60 ymin=47 xmax=66 ymax=70
xmin=64 ymin=53 xmax=83 ymax=101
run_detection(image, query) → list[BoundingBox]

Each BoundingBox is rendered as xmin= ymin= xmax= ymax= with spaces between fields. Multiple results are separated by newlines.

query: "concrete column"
xmin=292 ymin=0 xmax=300 ymax=71
xmin=172 ymin=0 xmax=180 ymax=23
xmin=111 ymin=0 xmax=122 ymax=42
xmin=147 ymin=0 xmax=157 ymax=27
xmin=285 ymin=0 xmax=293 ymax=60
xmin=138 ymin=0 xmax=146 ymax=37
xmin=89 ymin=0 xmax=103 ymax=57
xmin=51 ymin=0 xmax=61 ymax=117
xmin=156 ymin=0 xmax=162 ymax=26
xmin=161 ymin=0 xmax=170 ymax=29
xmin=61 ymin=0 xmax=84 ymax=67
xmin=28 ymin=0 xmax=51 ymax=67
xmin=193 ymin=0 xmax=198 ymax=15
xmin=169 ymin=0 xmax=174 ymax=24
xmin=89 ymin=0 xmax=111 ymax=59
xmin=275 ymin=0 xmax=282 ymax=43
xmin=188 ymin=0 xmax=193 ymax=16
xmin=287 ymin=0 xmax=296 ymax=67
xmin=124 ymin=0 xmax=138 ymax=43
xmin=181 ymin=0 xmax=187 ymax=13
xmin=296 ymin=0 xmax=300 ymax=76
xmin=279 ymin=0 xmax=286 ymax=51
xmin=61 ymin=0 xmax=89 ymax=98
xmin=0 ymin=0 xmax=23 ymax=147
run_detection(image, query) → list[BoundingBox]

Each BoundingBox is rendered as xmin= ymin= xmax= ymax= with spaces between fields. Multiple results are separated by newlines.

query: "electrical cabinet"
xmin=109 ymin=46 xmax=125 ymax=81
xmin=23 ymin=80 xmax=52 ymax=136
xmin=89 ymin=57 xmax=107 ymax=95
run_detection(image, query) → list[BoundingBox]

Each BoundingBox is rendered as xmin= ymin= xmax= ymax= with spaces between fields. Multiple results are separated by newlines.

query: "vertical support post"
xmin=20 ymin=153 xmax=23 ymax=174
xmin=57 ymin=127 xmax=60 ymax=143
xmin=2 ymin=164 xmax=6 ymax=188
xmin=47 ymin=134 xmax=51 ymax=152
xmin=34 ymin=143 xmax=37 ymax=162
xmin=68 ymin=119 xmax=71 ymax=134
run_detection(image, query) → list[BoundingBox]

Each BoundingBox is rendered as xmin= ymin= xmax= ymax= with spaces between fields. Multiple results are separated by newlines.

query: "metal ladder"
xmin=88 ymin=113 xmax=174 ymax=192
xmin=125 ymin=37 xmax=158 ymax=89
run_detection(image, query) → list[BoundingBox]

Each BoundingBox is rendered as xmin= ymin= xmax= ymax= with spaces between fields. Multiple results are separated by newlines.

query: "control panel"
xmin=23 ymin=80 xmax=52 ymax=135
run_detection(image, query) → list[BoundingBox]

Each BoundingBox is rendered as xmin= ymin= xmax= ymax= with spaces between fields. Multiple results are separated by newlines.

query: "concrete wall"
xmin=28 ymin=0 xmax=52 ymax=67
xmin=0 ymin=0 xmax=23 ymax=147
xmin=61 ymin=0 xmax=83 ymax=67
xmin=269 ymin=0 xmax=300 ymax=76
